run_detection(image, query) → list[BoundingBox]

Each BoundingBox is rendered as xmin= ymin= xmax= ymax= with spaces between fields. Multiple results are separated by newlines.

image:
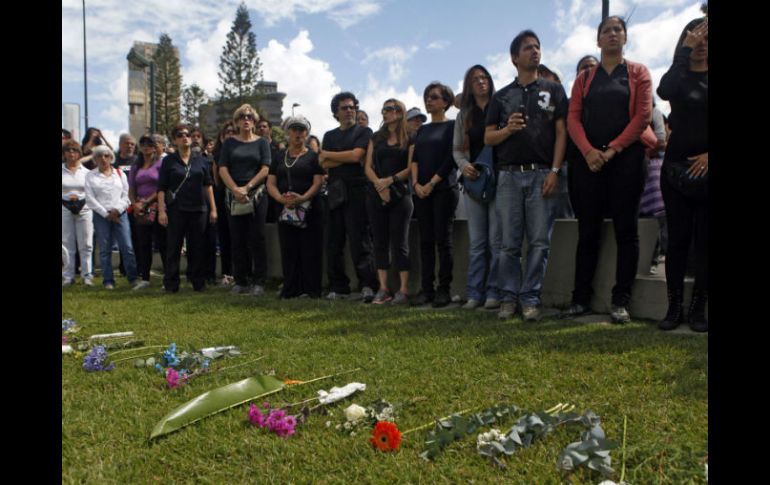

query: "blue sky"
xmin=62 ymin=0 xmax=704 ymax=145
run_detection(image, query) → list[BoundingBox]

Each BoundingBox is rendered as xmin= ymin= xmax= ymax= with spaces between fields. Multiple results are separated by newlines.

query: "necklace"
xmin=284 ymin=148 xmax=307 ymax=169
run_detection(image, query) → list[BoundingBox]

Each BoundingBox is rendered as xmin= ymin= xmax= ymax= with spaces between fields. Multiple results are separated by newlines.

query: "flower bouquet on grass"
xmin=248 ymin=402 xmax=298 ymax=438
xmin=141 ymin=343 xmax=257 ymax=389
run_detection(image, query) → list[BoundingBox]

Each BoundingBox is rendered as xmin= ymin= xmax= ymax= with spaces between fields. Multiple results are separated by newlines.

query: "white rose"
xmin=344 ymin=404 xmax=367 ymax=422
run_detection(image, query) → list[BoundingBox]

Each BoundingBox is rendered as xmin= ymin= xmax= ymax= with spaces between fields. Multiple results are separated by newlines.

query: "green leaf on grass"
xmin=149 ymin=375 xmax=285 ymax=439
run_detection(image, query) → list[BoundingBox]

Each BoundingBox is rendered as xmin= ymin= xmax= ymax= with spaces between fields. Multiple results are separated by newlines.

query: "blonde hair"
xmin=233 ymin=104 xmax=259 ymax=122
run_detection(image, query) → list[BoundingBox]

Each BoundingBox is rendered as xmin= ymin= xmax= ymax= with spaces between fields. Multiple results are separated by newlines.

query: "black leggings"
xmin=569 ymin=143 xmax=646 ymax=306
xmin=228 ymin=196 xmax=268 ymax=287
xmin=365 ymin=190 xmax=413 ymax=271
xmin=134 ymin=221 xmax=166 ymax=281
xmin=414 ymin=187 xmax=459 ymax=295
xmin=661 ymin=168 xmax=708 ymax=291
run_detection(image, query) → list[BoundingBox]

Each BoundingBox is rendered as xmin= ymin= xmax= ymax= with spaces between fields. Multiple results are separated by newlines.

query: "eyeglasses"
xmin=339 ymin=105 xmax=356 ymax=111
xmin=64 ymin=148 xmax=80 ymax=153
xmin=175 ymin=132 xmax=191 ymax=138
xmin=238 ymin=114 xmax=255 ymax=121
xmin=381 ymin=106 xmax=400 ymax=114
xmin=426 ymin=94 xmax=443 ymax=101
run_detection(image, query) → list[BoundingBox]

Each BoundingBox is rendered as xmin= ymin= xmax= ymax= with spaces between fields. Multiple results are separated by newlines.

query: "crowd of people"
xmin=62 ymin=16 xmax=708 ymax=332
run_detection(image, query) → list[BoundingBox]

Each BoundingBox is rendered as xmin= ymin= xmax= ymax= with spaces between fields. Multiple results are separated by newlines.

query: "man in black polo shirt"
xmin=320 ymin=92 xmax=378 ymax=301
xmin=485 ymin=30 xmax=568 ymax=321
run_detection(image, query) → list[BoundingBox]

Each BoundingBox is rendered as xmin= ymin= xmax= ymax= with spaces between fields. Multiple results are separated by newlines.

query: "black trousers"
xmin=278 ymin=203 xmax=323 ymax=298
xmin=365 ymin=189 xmax=413 ymax=272
xmin=164 ymin=206 xmax=207 ymax=291
xmin=228 ymin=195 xmax=268 ymax=287
xmin=570 ymin=143 xmax=646 ymax=307
xmin=661 ymin=168 xmax=708 ymax=292
xmin=326 ymin=182 xmax=378 ymax=293
xmin=135 ymin=220 xmax=166 ymax=281
xmin=214 ymin=186 xmax=233 ymax=277
xmin=414 ymin=186 xmax=459 ymax=295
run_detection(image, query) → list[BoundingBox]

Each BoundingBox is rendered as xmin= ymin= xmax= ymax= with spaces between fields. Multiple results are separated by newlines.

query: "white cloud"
xmin=427 ymin=40 xmax=450 ymax=50
xmin=362 ymin=46 xmax=418 ymax=82
xmin=259 ymin=30 xmax=341 ymax=137
xmin=250 ymin=0 xmax=382 ymax=28
xmin=182 ymin=18 xmax=232 ymax=96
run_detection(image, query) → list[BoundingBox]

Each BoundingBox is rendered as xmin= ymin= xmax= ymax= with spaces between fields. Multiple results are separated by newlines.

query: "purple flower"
xmin=248 ymin=404 xmax=267 ymax=427
xmin=83 ymin=345 xmax=114 ymax=372
xmin=166 ymin=368 xmax=181 ymax=388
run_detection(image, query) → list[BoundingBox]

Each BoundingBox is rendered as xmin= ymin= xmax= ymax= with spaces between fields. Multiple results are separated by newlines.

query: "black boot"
xmin=658 ymin=288 xmax=684 ymax=331
xmin=688 ymin=289 xmax=708 ymax=332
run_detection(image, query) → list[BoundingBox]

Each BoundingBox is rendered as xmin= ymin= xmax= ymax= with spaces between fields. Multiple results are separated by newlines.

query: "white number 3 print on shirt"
xmin=537 ymin=91 xmax=551 ymax=110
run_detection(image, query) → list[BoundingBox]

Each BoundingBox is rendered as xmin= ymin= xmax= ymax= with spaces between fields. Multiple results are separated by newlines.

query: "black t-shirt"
xmin=583 ymin=64 xmax=631 ymax=149
xmin=371 ymin=136 xmax=409 ymax=177
xmin=658 ymin=48 xmax=708 ymax=163
xmin=467 ymin=104 xmax=488 ymax=164
xmin=486 ymin=77 xmax=568 ymax=167
xmin=269 ymin=149 xmax=324 ymax=196
xmin=218 ymin=137 xmax=272 ymax=186
xmin=114 ymin=153 xmax=137 ymax=169
xmin=157 ymin=152 xmax=212 ymax=212
xmin=413 ymin=121 xmax=456 ymax=189
xmin=322 ymin=125 xmax=372 ymax=182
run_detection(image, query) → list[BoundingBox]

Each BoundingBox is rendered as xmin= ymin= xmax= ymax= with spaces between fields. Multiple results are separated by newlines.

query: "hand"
xmin=283 ymin=192 xmax=298 ymax=209
xmin=158 ymin=211 xmax=168 ymax=227
xmin=602 ymin=147 xmax=617 ymax=161
xmin=463 ymin=164 xmax=480 ymax=180
xmin=682 ymin=18 xmax=708 ymax=49
xmin=108 ymin=209 xmax=120 ymax=223
xmin=209 ymin=210 xmax=218 ymax=224
xmin=506 ymin=112 xmax=527 ymax=134
xmin=686 ymin=152 xmax=708 ymax=178
xmin=318 ymin=150 xmax=329 ymax=163
xmin=414 ymin=184 xmax=428 ymax=199
xmin=542 ymin=171 xmax=559 ymax=197
xmin=585 ymin=149 xmax=605 ymax=172
xmin=374 ymin=177 xmax=392 ymax=193
xmin=133 ymin=201 xmax=145 ymax=212
xmin=378 ymin=189 xmax=391 ymax=204
xmin=234 ymin=186 xmax=249 ymax=203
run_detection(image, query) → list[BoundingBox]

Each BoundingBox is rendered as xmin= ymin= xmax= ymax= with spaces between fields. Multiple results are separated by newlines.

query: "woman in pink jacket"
xmin=560 ymin=16 xmax=655 ymax=324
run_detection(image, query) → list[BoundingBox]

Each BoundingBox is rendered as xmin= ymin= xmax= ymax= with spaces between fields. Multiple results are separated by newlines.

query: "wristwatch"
xmin=550 ymin=167 xmax=560 ymax=174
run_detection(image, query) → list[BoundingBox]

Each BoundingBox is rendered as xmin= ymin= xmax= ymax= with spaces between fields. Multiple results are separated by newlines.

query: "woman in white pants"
xmin=61 ymin=140 xmax=94 ymax=285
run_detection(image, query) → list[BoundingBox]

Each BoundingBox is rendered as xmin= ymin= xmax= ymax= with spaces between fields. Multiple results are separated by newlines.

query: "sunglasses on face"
xmin=175 ymin=132 xmax=191 ymax=138
xmin=238 ymin=114 xmax=255 ymax=121
xmin=381 ymin=106 xmax=400 ymax=114
xmin=426 ymin=94 xmax=443 ymax=101
xmin=339 ymin=105 xmax=356 ymax=112
xmin=64 ymin=148 xmax=80 ymax=153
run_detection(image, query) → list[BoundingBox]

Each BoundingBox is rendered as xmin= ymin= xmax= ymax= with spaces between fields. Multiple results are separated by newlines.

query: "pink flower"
xmin=248 ymin=404 xmax=267 ymax=427
xmin=166 ymin=368 xmax=180 ymax=388
xmin=62 ymin=336 xmax=68 ymax=345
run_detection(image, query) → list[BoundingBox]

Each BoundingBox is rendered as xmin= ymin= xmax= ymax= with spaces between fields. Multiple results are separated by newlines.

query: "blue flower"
xmin=83 ymin=345 xmax=114 ymax=372
xmin=202 ymin=359 xmax=210 ymax=369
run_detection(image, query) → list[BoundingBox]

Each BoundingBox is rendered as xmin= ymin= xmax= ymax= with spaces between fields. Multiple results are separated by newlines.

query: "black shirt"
xmin=583 ymin=64 xmax=631 ymax=149
xmin=218 ymin=137 xmax=272 ymax=186
xmin=158 ymin=152 xmax=213 ymax=212
xmin=371 ymin=136 xmax=409 ymax=177
xmin=114 ymin=153 xmax=137 ymax=169
xmin=413 ymin=121 xmax=456 ymax=189
xmin=467 ymin=104 xmax=488 ymax=164
xmin=322 ymin=124 xmax=372 ymax=183
xmin=657 ymin=47 xmax=708 ymax=163
xmin=269 ymin=149 xmax=324 ymax=196
xmin=486 ymin=77 xmax=568 ymax=167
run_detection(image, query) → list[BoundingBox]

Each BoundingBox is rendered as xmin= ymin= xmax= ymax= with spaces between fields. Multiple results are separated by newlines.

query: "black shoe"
xmin=559 ymin=303 xmax=591 ymax=319
xmin=411 ymin=291 xmax=434 ymax=306
xmin=165 ymin=286 xmax=179 ymax=293
xmin=432 ymin=290 xmax=451 ymax=308
xmin=658 ymin=288 xmax=684 ymax=331
xmin=687 ymin=289 xmax=708 ymax=332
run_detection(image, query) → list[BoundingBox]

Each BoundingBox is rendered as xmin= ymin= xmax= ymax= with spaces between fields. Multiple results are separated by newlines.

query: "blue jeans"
xmin=495 ymin=169 xmax=556 ymax=306
xmin=464 ymin=192 xmax=501 ymax=302
xmin=93 ymin=212 xmax=137 ymax=285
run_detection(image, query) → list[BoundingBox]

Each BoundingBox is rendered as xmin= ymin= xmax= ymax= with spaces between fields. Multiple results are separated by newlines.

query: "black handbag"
xmin=663 ymin=159 xmax=708 ymax=202
xmin=61 ymin=198 xmax=86 ymax=215
xmin=327 ymin=178 xmax=347 ymax=210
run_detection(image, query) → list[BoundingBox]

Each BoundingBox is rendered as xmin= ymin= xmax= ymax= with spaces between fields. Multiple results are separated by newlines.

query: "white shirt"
xmin=84 ymin=167 xmax=130 ymax=218
xmin=61 ymin=163 xmax=90 ymax=202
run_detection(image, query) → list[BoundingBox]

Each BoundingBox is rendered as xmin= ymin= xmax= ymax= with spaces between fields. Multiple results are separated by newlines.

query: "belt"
xmin=498 ymin=163 xmax=549 ymax=172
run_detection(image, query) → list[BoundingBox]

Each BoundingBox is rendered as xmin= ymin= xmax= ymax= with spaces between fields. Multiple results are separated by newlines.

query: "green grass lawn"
xmin=62 ymin=282 xmax=707 ymax=484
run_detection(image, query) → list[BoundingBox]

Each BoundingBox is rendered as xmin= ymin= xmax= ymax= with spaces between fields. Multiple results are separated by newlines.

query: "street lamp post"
xmin=82 ymin=0 xmax=88 ymax=130
xmin=127 ymin=48 xmax=156 ymax=134
xmin=292 ymin=103 xmax=300 ymax=116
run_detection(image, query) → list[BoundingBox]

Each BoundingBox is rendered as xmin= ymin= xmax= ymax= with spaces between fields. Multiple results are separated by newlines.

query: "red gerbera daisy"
xmin=370 ymin=421 xmax=402 ymax=452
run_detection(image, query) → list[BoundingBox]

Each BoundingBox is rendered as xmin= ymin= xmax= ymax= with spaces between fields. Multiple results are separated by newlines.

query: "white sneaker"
xmin=104 ymin=283 xmax=115 ymax=290
xmin=251 ymin=285 xmax=265 ymax=297
xmin=484 ymin=298 xmax=501 ymax=310
xmin=83 ymin=277 xmax=94 ymax=287
xmin=133 ymin=280 xmax=151 ymax=290
xmin=326 ymin=292 xmax=348 ymax=300
xmin=462 ymin=299 xmax=482 ymax=309
xmin=62 ymin=278 xmax=74 ymax=286
xmin=361 ymin=287 xmax=375 ymax=303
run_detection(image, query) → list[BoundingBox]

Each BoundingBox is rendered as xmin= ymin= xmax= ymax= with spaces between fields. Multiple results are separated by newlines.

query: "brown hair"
xmin=62 ymin=139 xmax=82 ymax=156
xmin=372 ymin=99 xmax=409 ymax=150
xmin=423 ymin=82 xmax=455 ymax=112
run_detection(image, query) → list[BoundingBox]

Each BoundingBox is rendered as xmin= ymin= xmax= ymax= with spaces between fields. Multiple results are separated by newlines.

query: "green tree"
xmin=182 ymin=84 xmax=208 ymax=127
xmin=153 ymin=33 xmax=183 ymax=137
xmin=217 ymin=2 xmax=263 ymax=108
xmin=701 ymin=3 xmax=708 ymax=15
